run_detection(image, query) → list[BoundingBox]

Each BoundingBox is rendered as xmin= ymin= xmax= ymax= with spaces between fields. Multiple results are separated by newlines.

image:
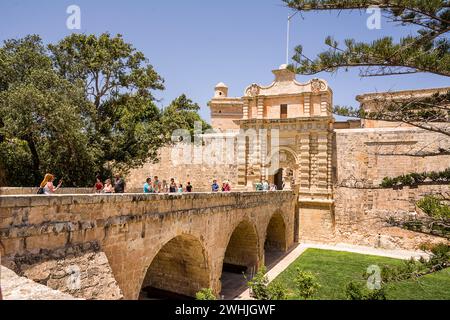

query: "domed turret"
xmin=214 ymin=82 xmax=228 ymax=98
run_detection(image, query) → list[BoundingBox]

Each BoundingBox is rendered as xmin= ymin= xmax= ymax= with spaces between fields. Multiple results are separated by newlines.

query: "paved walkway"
xmin=234 ymin=243 xmax=429 ymax=300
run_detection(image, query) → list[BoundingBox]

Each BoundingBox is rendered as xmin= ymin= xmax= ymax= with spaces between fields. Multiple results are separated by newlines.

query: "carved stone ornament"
xmin=245 ymin=83 xmax=260 ymax=97
xmin=310 ymin=79 xmax=326 ymax=94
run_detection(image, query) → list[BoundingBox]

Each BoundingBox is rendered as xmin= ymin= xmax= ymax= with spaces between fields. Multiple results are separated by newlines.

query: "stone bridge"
xmin=0 ymin=192 xmax=296 ymax=299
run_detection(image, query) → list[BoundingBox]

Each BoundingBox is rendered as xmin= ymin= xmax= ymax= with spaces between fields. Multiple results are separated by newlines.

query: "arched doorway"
xmin=220 ymin=220 xmax=259 ymax=299
xmin=264 ymin=213 xmax=287 ymax=268
xmin=140 ymin=234 xmax=210 ymax=300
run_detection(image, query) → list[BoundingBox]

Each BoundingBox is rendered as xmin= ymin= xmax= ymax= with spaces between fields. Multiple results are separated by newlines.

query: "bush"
xmin=427 ymin=171 xmax=441 ymax=182
xmin=381 ymin=177 xmax=394 ymax=188
xmin=247 ymin=267 xmax=288 ymax=300
xmin=345 ymin=281 xmax=386 ymax=300
xmin=293 ymin=269 xmax=320 ymax=300
xmin=417 ymin=196 xmax=450 ymax=219
xmin=410 ymin=173 xmax=426 ymax=184
xmin=195 ymin=288 xmax=216 ymax=300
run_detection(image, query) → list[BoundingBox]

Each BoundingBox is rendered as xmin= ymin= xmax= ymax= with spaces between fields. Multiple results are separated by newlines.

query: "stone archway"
xmin=220 ymin=220 xmax=259 ymax=299
xmin=264 ymin=212 xmax=287 ymax=268
xmin=265 ymin=147 xmax=299 ymax=190
xmin=139 ymin=234 xmax=210 ymax=300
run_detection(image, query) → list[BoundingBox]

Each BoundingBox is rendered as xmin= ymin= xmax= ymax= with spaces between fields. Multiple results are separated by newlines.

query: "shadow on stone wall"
xmin=3 ymin=241 xmax=123 ymax=300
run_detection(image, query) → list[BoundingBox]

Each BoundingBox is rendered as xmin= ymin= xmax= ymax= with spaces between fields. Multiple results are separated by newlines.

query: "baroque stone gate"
xmin=210 ymin=65 xmax=335 ymax=241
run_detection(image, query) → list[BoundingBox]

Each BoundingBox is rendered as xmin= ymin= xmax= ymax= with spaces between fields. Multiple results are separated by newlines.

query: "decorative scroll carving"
xmin=245 ymin=83 xmax=260 ymax=97
xmin=310 ymin=79 xmax=326 ymax=94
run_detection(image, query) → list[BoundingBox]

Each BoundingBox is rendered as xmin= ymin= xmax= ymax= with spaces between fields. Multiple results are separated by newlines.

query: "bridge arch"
xmin=263 ymin=211 xmax=288 ymax=267
xmin=264 ymin=211 xmax=287 ymax=252
xmin=219 ymin=219 xmax=260 ymax=299
xmin=139 ymin=233 xmax=211 ymax=299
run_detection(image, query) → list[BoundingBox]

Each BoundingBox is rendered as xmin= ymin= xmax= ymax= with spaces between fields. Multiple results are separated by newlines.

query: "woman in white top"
xmin=39 ymin=173 xmax=62 ymax=195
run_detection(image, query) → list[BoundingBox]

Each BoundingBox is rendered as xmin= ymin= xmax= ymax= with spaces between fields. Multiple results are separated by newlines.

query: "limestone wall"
xmin=333 ymin=127 xmax=450 ymax=249
xmin=0 ymin=191 xmax=296 ymax=299
xmin=1 ymin=265 xmax=79 ymax=300
xmin=0 ymin=187 xmax=94 ymax=196
xmin=126 ymin=146 xmax=238 ymax=192
xmin=334 ymin=127 xmax=450 ymax=187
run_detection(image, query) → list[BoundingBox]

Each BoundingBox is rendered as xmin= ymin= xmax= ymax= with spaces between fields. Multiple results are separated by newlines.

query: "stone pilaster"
xmin=317 ymin=132 xmax=329 ymax=191
xmin=320 ymin=94 xmax=328 ymax=116
xmin=303 ymin=94 xmax=311 ymax=117
xmin=309 ymin=133 xmax=318 ymax=190
xmin=299 ymin=132 xmax=311 ymax=190
xmin=257 ymin=96 xmax=264 ymax=120
xmin=243 ymin=99 xmax=249 ymax=120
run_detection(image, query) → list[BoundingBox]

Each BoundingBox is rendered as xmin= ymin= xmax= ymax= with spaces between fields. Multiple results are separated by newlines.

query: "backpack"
xmin=37 ymin=187 xmax=45 ymax=195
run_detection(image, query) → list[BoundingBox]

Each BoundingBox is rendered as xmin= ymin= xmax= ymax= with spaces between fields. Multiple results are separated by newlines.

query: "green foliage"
xmin=345 ymin=281 xmax=387 ymax=300
xmin=380 ymin=168 xmax=450 ymax=188
xmin=381 ymin=259 xmax=426 ymax=283
xmin=0 ymin=34 xmax=209 ymax=187
xmin=417 ymin=196 xmax=450 ymax=219
xmin=285 ymin=0 xmax=450 ymax=136
xmin=195 ymin=288 xmax=216 ymax=300
xmin=247 ymin=267 xmax=288 ymax=300
xmin=161 ymin=94 xmax=211 ymax=142
xmin=293 ymin=268 xmax=320 ymax=299
xmin=0 ymin=139 xmax=34 ymax=186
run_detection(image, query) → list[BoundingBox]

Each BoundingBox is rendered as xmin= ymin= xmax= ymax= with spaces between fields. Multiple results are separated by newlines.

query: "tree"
xmin=0 ymin=34 xmax=209 ymax=187
xmin=161 ymin=94 xmax=212 ymax=141
xmin=284 ymin=0 xmax=450 ymax=136
xmin=0 ymin=35 xmax=98 ymax=186
xmin=49 ymin=33 xmax=166 ymax=176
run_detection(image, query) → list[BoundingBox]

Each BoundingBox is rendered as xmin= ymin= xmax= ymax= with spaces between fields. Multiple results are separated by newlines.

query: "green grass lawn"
xmin=272 ymin=248 xmax=450 ymax=300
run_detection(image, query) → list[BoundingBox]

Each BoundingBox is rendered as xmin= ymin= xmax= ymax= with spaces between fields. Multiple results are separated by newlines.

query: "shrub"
xmin=381 ymin=177 xmax=394 ymax=188
xmin=400 ymin=174 xmax=413 ymax=186
xmin=380 ymin=168 xmax=450 ymax=188
xmin=247 ymin=267 xmax=288 ymax=300
xmin=267 ymin=281 xmax=288 ymax=300
xmin=195 ymin=288 xmax=216 ymax=300
xmin=427 ymin=171 xmax=441 ymax=182
xmin=417 ymin=196 xmax=450 ymax=219
xmin=345 ymin=281 xmax=386 ymax=300
xmin=293 ymin=269 xmax=321 ymax=300
xmin=410 ymin=173 xmax=426 ymax=184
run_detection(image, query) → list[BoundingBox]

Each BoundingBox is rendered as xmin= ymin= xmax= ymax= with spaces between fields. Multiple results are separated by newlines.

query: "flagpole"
xmin=286 ymin=11 xmax=299 ymax=65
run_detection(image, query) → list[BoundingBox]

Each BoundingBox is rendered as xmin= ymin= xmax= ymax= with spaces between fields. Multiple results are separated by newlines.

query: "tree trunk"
xmin=24 ymin=134 xmax=40 ymax=185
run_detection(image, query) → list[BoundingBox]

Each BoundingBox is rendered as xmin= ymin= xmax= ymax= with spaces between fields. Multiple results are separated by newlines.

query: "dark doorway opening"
xmin=274 ymin=169 xmax=283 ymax=190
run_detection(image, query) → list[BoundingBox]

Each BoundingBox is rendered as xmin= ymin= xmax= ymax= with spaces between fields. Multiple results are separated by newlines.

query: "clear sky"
xmin=1 ymin=0 xmax=448 ymax=122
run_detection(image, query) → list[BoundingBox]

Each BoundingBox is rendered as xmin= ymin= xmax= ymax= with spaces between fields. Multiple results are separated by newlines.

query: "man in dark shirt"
xmin=114 ymin=175 xmax=126 ymax=193
xmin=186 ymin=182 xmax=193 ymax=192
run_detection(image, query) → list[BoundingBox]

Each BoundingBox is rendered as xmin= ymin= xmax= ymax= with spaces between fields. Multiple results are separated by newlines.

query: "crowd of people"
xmin=140 ymin=177 xmax=232 ymax=194
xmin=38 ymin=173 xmax=282 ymax=195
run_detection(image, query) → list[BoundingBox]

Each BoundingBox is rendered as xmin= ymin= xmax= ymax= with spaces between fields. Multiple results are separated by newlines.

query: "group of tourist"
xmin=36 ymin=173 xmax=127 ymax=195
xmin=255 ymin=180 xmax=282 ymax=192
xmin=142 ymin=177 xmax=232 ymax=194
xmin=93 ymin=175 xmax=126 ymax=194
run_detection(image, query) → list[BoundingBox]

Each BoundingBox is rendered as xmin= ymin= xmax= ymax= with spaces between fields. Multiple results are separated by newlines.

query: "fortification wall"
xmin=333 ymin=127 xmax=450 ymax=249
xmin=127 ymin=146 xmax=238 ymax=192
